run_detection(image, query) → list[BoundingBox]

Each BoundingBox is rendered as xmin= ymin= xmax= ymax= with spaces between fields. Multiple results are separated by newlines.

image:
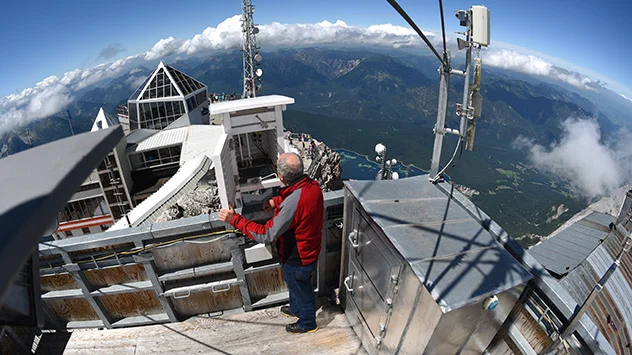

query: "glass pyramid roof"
xmin=129 ymin=62 xmax=206 ymax=101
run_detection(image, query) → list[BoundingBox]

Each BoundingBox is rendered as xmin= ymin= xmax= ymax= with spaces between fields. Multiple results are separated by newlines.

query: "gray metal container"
xmin=340 ymin=176 xmax=532 ymax=354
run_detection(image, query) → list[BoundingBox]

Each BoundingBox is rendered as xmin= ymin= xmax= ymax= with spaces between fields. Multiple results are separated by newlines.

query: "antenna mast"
xmin=241 ymin=0 xmax=262 ymax=98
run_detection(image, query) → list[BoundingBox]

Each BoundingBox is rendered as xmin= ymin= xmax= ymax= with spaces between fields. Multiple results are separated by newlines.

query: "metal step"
xmin=158 ymin=261 xmax=234 ymax=283
xmin=251 ymin=291 xmax=289 ymax=309
xmin=90 ymin=280 xmax=153 ymax=296
xmin=41 ymin=288 xmax=83 ymax=300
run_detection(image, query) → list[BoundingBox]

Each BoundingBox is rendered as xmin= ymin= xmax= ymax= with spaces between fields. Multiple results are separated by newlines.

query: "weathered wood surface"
xmin=246 ymin=268 xmax=287 ymax=301
xmin=41 ymin=273 xmax=79 ymax=291
xmin=84 ymin=264 xmax=147 ymax=289
xmin=45 ymin=298 xmax=99 ymax=322
xmin=151 ymin=242 xmax=231 ymax=273
xmin=36 ymin=299 xmax=367 ymax=355
xmin=172 ymin=287 xmax=243 ymax=317
xmin=98 ymin=291 xmax=163 ymax=319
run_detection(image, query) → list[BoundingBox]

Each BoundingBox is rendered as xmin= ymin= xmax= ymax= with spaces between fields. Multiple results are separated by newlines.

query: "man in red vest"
xmin=219 ymin=152 xmax=324 ymax=333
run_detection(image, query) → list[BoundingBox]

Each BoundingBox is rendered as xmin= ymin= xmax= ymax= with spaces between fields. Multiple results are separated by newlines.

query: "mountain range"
xmin=2 ymin=47 xmax=630 ymax=246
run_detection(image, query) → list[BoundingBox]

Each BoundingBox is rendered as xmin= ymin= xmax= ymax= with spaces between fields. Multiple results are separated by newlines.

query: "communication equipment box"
xmin=471 ymin=5 xmax=490 ymax=47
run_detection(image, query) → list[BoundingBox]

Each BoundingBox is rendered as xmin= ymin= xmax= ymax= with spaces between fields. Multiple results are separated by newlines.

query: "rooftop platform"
xmin=209 ymin=95 xmax=294 ymax=115
xmin=35 ymin=299 xmax=365 ymax=355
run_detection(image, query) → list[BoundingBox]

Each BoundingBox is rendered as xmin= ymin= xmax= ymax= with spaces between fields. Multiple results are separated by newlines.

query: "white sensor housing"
xmin=471 ymin=6 xmax=490 ymax=47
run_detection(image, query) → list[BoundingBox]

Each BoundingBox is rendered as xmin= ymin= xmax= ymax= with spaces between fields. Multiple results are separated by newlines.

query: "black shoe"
xmin=286 ymin=322 xmax=318 ymax=334
xmin=280 ymin=305 xmax=298 ymax=318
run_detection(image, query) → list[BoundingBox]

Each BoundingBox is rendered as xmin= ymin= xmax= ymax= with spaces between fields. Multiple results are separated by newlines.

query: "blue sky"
xmin=0 ymin=0 xmax=630 ymax=97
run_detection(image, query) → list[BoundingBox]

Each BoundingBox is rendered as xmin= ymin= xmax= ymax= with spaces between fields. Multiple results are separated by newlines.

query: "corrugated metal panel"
xmin=530 ymin=212 xmax=615 ymax=276
xmin=133 ymin=127 xmax=188 ymax=153
xmin=558 ymin=222 xmax=632 ymax=355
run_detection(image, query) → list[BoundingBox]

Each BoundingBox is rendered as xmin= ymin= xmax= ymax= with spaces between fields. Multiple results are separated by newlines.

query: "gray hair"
xmin=277 ymin=153 xmax=304 ymax=184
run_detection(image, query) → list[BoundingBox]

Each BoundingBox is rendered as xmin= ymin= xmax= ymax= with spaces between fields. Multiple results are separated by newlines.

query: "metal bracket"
xmin=348 ymin=229 xmax=359 ymax=249
xmin=254 ymin=114 xmax=268 ymax=129
xmin=343 ymin=276 xmax=354 ymax=293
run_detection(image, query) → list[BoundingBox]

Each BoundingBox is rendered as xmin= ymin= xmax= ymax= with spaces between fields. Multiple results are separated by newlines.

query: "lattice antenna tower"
xmin=241 ymin=0 xmax=263 ymax=98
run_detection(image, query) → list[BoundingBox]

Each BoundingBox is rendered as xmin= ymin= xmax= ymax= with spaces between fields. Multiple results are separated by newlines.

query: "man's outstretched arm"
xmin=218 ymin=191 xmax=300 ymax=243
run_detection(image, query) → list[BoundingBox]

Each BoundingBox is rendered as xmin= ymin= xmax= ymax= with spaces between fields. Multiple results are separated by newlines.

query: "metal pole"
xmin=429 ymin=61 xmax=451 ymax=178
xmin=459 ymin=35 xmax=472 ymax=138
xmin=548 ymin=232 xmax=632 ymax=352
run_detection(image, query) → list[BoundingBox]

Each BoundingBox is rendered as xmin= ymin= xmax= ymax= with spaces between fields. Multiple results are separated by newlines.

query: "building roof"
xmin=558 ymin=222 xmax=631 ymax=354
xmin=344 ymin=176 xmax=532 ymax=312
xmin=209 ymin=95 xmax=294 ymax=115
xmin=530 ymin=212 xmax=615 ymax=277
xmin=125 ymin=129 xmax=158 ymax=146
xmin=129 ymin=127 xmax=189 ymax=154
xmin=129 ymin=61 xmax=206 ymax=102
xmin=180 ymin=125 xmax=225 ymax=164
xmin=91 ymin=108 xmax=120 ymax=132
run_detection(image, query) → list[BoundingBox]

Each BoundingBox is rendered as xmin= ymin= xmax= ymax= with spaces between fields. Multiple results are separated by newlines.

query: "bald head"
xmin=277 ymin=153 xmax=304 ymax=184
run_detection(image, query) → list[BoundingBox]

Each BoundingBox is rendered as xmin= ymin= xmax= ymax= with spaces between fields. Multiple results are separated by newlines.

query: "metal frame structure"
xmin=37 ymin=191 xmax=343 ymax=329
xmin=241 ymin=0 xmax=262 ymax=98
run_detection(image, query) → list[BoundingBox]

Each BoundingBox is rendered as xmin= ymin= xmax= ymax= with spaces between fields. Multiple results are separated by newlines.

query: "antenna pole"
xmin=429 ymin=60 xmax=450 ymax=178
xmin=459 ymin=24 xmax=473 ymax=138
xmin=241 ymin=0 xmax=262 ymax=98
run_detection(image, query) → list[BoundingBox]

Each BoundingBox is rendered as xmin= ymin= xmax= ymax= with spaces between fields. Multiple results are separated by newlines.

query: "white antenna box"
xmin=471 ymin=5 xmax=490 ymax=47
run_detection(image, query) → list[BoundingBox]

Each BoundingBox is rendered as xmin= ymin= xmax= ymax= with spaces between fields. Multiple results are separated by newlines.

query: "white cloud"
xmin=482 ymin=50 xmax=600 ymax=91
xmin=0 ymin=76 xmax=72 ymax=134
xmin=621 ymin=94 xmax=632 ymax=103
xmin=513 ymin=118 xmax=632 ymax=199
xmin=0 ymin=16 xmax=614 ymax=136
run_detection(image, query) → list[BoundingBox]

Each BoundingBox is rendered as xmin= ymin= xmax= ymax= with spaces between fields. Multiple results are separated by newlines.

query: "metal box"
xmin=340 ymin=176 xmax=532 ymax=354
xmin=471 ymin=5 xmax=490 ymax=47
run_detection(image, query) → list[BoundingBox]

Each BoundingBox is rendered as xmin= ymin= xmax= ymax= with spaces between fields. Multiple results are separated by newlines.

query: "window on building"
xmin=64 ymin=230 xmax=73 ymax=237
xmin=58 ymin=196 xmax=110 ymax=222
xmin=81 ymin=227 xmax=91 ymax=234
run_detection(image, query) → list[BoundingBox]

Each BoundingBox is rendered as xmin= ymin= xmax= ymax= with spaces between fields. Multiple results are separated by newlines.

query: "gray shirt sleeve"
xmin=249 ymin=189 xmax=302 ymax=243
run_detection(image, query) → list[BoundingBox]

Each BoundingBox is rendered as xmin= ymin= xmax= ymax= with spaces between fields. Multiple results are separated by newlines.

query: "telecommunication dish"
xmin=254 ymin=53 xmax=262 ymax=62
xmin=252 ymin=27 xmax=260 ymax=35
xmin=255 ymin=68 xmax=263 ymax=77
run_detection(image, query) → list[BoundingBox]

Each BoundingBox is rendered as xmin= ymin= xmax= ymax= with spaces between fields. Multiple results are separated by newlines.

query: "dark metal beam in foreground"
xmin=0 ymin=126 xmax=124 ymax=306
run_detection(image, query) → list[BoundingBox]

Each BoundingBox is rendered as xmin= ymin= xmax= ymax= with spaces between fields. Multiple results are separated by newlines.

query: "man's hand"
xmin=218 ymin=204 xmax=235 ymax=224
xmin=262 ymin=199 xmax=276 ymax=212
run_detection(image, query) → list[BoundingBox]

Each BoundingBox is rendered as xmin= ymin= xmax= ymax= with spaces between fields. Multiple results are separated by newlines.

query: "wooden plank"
xmin=112 ymin=313 xmax=170 ymax=328
xmin=151 ymin=242 xmax=231 ymax=273
xmin=45 ymin=298 xmax=99 ymax=322
xmin=83 ymin=264 xmax=148 ymax=289
xmin=46 ymin=299 xmax=367 ymax=355
xmin=512 ymin=305 xmax=552 ymax=353
xmin=251 ymin=291 xmax=289 ymax=309
xmin=96 ymin=291 xmax=164 ymax=320
xmin=41 ymin=273 xmax=79 ymax=292
xmin=172 ymin=287 xmax=243 ymax=318
xmin=246 ymin=268 xmax=288 ymax=303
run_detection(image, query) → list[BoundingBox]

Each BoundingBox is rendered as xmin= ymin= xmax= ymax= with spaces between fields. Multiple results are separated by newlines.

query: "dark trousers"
xmin=282 ymin=262 xmax=317 ymax=329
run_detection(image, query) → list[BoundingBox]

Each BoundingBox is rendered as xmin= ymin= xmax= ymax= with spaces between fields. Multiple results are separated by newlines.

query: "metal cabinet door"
xmin=344 ymin=260 xmax=387 ymax=343
xmin=350 ymin=210 xmax=401 ymax=302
